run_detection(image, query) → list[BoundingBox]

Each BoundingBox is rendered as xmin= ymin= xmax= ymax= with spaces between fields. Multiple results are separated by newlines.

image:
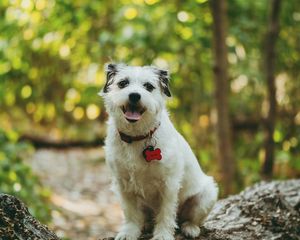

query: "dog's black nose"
xmin=129 ymin=93 xmax=141 ymax=103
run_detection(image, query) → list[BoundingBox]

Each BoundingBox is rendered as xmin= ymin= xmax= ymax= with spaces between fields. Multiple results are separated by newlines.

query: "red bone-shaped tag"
xmin=143 ymin=146 xmax=162 ymax=162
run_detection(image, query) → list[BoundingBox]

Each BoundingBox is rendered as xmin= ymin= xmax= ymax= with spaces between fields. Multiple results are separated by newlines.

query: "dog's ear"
xmin=157 ymin=69 xmax=171 ymax=97
xmin=99 ymin=63 xmax=118 ymax=95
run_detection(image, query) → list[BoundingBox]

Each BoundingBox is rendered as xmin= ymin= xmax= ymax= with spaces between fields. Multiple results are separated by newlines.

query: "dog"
xmin=100 ymin=63 xmax=218 ymax=240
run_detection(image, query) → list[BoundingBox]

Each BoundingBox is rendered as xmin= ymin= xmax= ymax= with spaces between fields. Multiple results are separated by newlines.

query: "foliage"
xmin=0 ymin=128 xmax=51 ymax=223
xmin=0 ymin=0 xmax=299 ymax=195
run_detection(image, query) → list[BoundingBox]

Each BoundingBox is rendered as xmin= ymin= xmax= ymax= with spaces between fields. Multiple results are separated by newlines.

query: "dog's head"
xmin=100 ymin=63 xmax=171 ymax=132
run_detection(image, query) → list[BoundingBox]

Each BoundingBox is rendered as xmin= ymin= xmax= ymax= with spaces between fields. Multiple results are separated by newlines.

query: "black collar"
xmin=118 ymin=126 xmax=159 ymax=144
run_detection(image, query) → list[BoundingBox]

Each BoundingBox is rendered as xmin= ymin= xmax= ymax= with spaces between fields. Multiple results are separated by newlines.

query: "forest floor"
xmin=26 ymin=147 xmax=122 ymax=240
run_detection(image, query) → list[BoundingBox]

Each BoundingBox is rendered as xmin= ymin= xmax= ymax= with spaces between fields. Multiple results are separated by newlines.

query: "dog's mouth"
xmin=122 ymin=104 xmax=146 ymax=123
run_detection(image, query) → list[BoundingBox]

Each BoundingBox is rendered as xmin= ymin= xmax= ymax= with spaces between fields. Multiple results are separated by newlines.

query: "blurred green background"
xmin=0 ymin=0 xmax=300 ymax=224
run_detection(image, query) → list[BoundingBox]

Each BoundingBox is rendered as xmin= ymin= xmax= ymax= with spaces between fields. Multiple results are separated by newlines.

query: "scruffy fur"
xmin=100 ymin=63 xmax=218 ymax=240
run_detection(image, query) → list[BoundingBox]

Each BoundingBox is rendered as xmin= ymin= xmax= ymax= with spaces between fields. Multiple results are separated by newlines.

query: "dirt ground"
xmin=27 ymin=147 xmax=122 ymax=240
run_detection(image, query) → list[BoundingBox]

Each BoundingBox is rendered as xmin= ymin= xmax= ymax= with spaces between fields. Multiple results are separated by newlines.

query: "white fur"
xmin=101 ymin=64 xmax=218 ymax=240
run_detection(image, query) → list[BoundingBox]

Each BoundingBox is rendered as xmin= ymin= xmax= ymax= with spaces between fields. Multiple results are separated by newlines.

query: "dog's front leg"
xmin=116 ymin=191 xmax=143 ymax=240
xmin=151 ymin=180 xmax=180 ymax=240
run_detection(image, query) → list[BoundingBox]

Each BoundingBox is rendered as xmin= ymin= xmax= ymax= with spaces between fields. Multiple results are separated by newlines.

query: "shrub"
xmin=0 ymin=128 xmax=52 ymax=223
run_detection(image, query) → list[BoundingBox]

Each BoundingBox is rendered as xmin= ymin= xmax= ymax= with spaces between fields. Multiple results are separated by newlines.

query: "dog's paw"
xmin=150 ymin=231 xmax=174 ymax=240
xmin=115 ymin=222 xmax=141 ymax=240
xmin=181 ymin=222 xmax=200 ymax=238
xmin=115 ymin=232 xmax=139 ymax=240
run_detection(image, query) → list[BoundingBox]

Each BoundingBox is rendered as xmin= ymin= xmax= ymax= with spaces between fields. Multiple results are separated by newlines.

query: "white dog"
xmin=100 ymin=63 xmax=218 ymax=240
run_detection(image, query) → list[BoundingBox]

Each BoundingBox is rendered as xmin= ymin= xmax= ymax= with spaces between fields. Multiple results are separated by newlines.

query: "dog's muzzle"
xmin=122 ymin=93 xmax=146 ymax=123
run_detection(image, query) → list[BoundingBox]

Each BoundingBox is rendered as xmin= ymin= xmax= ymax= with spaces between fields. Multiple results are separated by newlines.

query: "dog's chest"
xmin=121 ymin=165 xmax=164 ymax=196
xmin=114 ymin=144 xmax=166 ymax=198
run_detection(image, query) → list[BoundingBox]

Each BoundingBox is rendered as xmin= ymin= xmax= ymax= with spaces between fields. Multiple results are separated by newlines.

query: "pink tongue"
xmin=124 ymin=111 xmax=141 ymax=120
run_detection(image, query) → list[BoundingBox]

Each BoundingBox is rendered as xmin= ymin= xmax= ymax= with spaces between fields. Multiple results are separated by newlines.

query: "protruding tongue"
xmin=124 ymin=110 xmax=142 ymax=121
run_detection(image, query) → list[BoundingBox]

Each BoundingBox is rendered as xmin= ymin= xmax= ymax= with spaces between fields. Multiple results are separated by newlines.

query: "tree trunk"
xmin=0 ymin=194 xmax=59 ymax=240
xmin=262 ymin=0 xmax=282 ymax=180
xmin=210 ymin=0 xmax=235 ymax=195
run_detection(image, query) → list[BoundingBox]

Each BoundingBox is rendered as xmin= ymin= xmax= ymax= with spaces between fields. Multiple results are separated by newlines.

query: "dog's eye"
xmin=144 ymin=82 xmax=155 ymax=92
xmin=117 ymin=79 xmax=129 ymax=89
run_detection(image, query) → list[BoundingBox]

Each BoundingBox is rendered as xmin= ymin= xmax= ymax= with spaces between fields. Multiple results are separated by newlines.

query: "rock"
xmin=1 ymin=180 xmax=299 ymax=240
